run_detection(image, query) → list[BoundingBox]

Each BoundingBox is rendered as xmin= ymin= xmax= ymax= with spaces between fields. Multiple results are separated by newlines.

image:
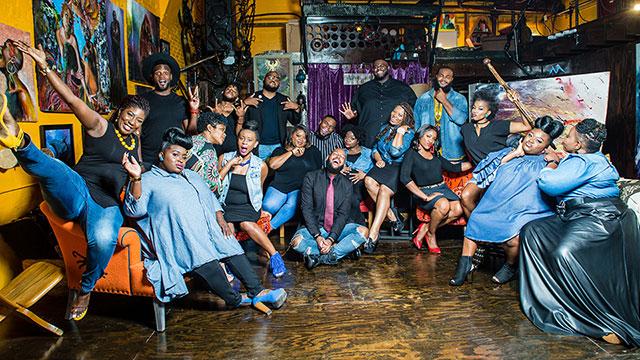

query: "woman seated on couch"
xmin=123 ymin=128 xmax=287 ymax=310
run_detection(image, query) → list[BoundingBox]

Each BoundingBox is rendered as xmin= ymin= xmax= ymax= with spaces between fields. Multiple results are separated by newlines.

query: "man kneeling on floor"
xmin=291 ymin=148 xmax=368 ymax=269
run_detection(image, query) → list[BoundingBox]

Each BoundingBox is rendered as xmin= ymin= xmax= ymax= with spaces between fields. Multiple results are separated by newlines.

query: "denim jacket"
xmin=372 ymin=127 xmax=414 ymax=165
xmin=413 ymin=88 xmax=468 ymax=161
xmin=218 ymin=152 xmax=264 ymax=212
xmin=343 ymin=146 xmax=373 ymax=173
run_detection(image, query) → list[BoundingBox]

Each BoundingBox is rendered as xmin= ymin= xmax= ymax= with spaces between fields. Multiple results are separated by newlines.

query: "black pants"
xmin=192 ymin=255 xmax=263 ymax=307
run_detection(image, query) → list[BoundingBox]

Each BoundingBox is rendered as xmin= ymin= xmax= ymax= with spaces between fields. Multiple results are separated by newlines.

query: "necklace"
xmin=433 ymin=97 xmax=443 ymax=127
xmin=115 ymin=127 xmax=136 ymax=151
xmin=239 ymin=158 xmax=251 ymax=166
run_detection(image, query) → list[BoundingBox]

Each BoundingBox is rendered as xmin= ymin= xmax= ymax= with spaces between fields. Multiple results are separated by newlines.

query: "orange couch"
xmin=39 ymin=202 xmax=167 ymax=331
xmin=415 ymin=170 xmax=472 ymax=226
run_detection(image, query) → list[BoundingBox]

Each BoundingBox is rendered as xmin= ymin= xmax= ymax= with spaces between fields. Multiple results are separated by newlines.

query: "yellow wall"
xmin=0 ymin=0 xmax=193 ymax=287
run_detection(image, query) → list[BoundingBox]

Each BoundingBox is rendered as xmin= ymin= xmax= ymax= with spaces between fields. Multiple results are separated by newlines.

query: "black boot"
xmin=347 ymin=248 xmax=361 ymax=260
xmin=492 ymin=263 xmax=517 ymax=284
xmin=449 ymin=256 xmax=475 ymax=286
xmin=363 ymin=237 xmax=378 ymax=254
xmin=304 ymin=251 xmax=339 ymax=270
xmin=390 ymin=207 xmax=404 ymax=233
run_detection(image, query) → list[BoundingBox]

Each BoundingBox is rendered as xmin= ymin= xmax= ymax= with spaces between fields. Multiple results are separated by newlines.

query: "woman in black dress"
xmin=400 ymin=125 xmax=472 ymax=252
xmin=6 ymin=41 xmax=149 ymax=320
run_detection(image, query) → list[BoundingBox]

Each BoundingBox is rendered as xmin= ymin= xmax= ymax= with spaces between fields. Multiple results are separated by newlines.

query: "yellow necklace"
xmin=115 ymin=127 xmax=136 ymax=151
xmin=433 ymin=97 xmax=443 ymax=127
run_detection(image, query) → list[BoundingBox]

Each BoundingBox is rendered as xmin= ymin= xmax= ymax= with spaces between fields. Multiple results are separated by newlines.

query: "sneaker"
xmin=269 ymin=252 xmax=287 ymax=278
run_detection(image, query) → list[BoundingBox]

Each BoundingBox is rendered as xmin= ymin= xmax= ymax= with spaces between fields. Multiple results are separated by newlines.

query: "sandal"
xmin=70 ymin=292 xmax=91 ymax=321
xmin=0 ymin=94 xmax=25 ymax=150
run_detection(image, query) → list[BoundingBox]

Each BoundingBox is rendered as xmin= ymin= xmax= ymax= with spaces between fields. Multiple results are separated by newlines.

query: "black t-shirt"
xmin=259 ymin=96 xmax=280 ymax=145
xmin=74 ymin=122 xmax=141 ymax=208
xmin=270 ymin=146 xmax=322 ymax=193
xmin=140 ymin=91 xmax=188 ymax=167
xmin=399 ymin=149 xmax=462 ymax=186
xmin=461 ymin=120 xmax=511 ymax=165
xmin=214 ymin=112 xmax=238 ymax=155
xmin=346 ymin=153 xmax=360 ymax=165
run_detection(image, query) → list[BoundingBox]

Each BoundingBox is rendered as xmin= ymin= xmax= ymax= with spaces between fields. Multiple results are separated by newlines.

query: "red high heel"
xmin=411 ymin=223 xmax=427 ymax=250
xmin=425 ymin=232 xmax=441 ymax=254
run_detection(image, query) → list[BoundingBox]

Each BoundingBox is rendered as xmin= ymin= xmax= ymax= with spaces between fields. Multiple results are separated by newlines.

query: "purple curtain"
xmin=306 ymin=62 xmax=429 ymax=131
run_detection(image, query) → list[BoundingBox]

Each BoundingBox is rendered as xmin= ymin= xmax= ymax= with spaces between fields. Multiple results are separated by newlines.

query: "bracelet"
xmin=38 ymin=64 xmax=51 ymax=76
xmin=129 ymin=176 xmax=142 ymax=182
xmin=546 ymin=159 xmax=559 ymax=165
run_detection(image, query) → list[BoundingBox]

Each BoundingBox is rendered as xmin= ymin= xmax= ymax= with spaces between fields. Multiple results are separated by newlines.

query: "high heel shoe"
xmin=449 ymin=256 xmax=475 ymax=286
xmin=390 ymin=207 xmax=404 ymax=233
xmin=491 ymin=263 xmax=517 ymax=284
xmin=411 ymin=223 xmax=426 ymax=250
xmin=363 ymin=236 xmax=379 ymax=254
xmin=425 ymin=232 xmax=441 ymax=254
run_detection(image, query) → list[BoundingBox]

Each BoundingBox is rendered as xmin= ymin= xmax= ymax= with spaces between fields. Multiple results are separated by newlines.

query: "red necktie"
xmin=323 ymin=175 xmax=335 ymax=232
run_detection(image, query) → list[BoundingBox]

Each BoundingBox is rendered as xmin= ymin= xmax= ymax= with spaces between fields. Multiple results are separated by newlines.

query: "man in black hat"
xmin=244 ymin=70 xmax=302 ymax=160
xmin=140 ymin=53 xmax=200 ymax=169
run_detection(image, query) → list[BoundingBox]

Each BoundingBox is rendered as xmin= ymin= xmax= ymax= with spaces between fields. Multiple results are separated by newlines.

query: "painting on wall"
xmin=106 ymin=1 xmax=127 ymax=107
xmin=127 ymin=0 xmax=160 ymax=83
xmin=32 ymin=0 xmax=112 ymax=113
xmin=40 ymin=124 xmax=75 ymax=167
xmin=253 ymin=53 xmax=294 ymax=99
xmin=0 ymin=23 xmax=37 ymax=122
xmin=469 ymin=71 xmax=610 ymax=148
xmin=467 ymin=15 xmax=492 ymax=46
xmin=440 ymin=13 xmax=456 ymax=30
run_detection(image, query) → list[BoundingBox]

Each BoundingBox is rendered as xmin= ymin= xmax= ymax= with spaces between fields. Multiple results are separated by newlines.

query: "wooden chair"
xmin=0 ymin=261 xmax=65 ymax=336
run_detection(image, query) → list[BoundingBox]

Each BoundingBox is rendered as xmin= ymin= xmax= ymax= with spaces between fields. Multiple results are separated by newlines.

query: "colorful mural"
xmin=127 ymin=0 xmax=159 ymax=83
xmin=0 ymin=23 xmax=37 ymax=122
xmin=105 ymin=1 xmax=126 ymax=107
xmin=32 ymin=0 xmax=112 ymax=113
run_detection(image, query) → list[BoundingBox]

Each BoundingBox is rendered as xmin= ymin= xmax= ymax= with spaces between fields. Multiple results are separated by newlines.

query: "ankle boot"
xmin=449 ymin=256 xmax=475 ymax=286
xmin=491 ymin=263 xmax=517 ymax=284
xmin=304 ymin=251 xmax=339 ymax=270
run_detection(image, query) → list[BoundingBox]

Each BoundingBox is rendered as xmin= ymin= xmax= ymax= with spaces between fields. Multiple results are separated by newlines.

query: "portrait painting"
xmin=105 ymin=1 xmax=127 ymax=107
xmin=0 ymin=22 xmax=37 ymax=122
xmin=32 ymin=0 xmax=112 ymax=113
xmin=40 ymin=124 xmax=75 ymax=167
xmin=253 ymin=53 xmax=294 ymax=99
xmin=127 ymin=0 xmax=160 ymax=83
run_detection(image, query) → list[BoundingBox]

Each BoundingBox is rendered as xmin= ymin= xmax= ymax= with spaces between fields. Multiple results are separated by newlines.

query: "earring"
xmin=159 ymin=154 xmax=164 ymax=161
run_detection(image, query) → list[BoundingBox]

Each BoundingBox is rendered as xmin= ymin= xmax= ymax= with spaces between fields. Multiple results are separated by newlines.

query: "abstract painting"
xmin=127 ymin=0 xmax=159 ymax=83
xmin=106 ymin=1 xmax=127 ymax=107
xmin=469 ymin=71 xmax=610 ymax=147
xmin=40 ymin=124 xmax=75 ymax=166
xmin=253 ymin=53 xmax=294 ymax=99
xmin=32 ymin=0 xmax=112 ymax=113
xmin=0 ymin=23 xmax=37 ymax=122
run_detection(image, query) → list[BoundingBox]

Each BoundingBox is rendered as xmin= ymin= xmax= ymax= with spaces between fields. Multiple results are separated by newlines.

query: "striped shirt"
xmin=309 ymin=132 xmax=344 ymax=163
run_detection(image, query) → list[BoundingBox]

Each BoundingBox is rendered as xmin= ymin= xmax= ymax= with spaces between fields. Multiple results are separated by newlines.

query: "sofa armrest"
xmin=117 ymin=228 xmax=142 ymax=264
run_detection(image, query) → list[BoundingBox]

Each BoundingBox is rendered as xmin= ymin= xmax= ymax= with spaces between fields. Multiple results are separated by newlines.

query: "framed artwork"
xmin=467 ymin=15 xmax=492 ymax=46
xmin=160 ymin=39 xmax=170 ymax=54
xmin=253 ymin=53 xmax=294 ymax=99
xmin=127 ymin=0 xmax=160 ymax=83
xmin=0 ymin=23 xmax=37 ymax=122
xmin=40 ymin=125 xmax=75 ymax=166
xmin=105 ymin=2 xmax=127 ymax=107
xmin=32 ymin=0 xmax=112 ymax=113
xmin=440 ymin=13 xmax=456 ymax=31
xmin=469 ymin=71 xmax=610 ymax=150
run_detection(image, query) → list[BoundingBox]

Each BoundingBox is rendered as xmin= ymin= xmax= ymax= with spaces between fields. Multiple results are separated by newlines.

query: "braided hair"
xmin=575 ymin=118 xmax=606 ymax=153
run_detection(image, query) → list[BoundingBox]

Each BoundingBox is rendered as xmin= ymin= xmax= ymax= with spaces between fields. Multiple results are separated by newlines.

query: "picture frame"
xmin=253 ymin=53 xmax=295 ymax=99
xmin=160 ymin=39 xmax=170 ymax=54
xmin=40 ymin=125 xmax=75 ymax=167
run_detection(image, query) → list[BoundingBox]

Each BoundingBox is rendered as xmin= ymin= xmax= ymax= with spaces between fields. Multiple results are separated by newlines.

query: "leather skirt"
xmin=519 ymin=197 xmax=640 ymax=346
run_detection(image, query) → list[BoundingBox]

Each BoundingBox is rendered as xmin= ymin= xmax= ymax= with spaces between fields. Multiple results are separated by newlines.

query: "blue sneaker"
xmin=252 ymin=288 xmax=287 ymax=310
xmin=269 ymin=252 xmax=287 ymax=278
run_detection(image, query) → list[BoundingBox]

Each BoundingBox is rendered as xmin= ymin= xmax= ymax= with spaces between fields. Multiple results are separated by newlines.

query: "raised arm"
xmin=15 ymin=41 xmax=106 ymax=137
xmin=267 ymin=147 xmax=293 ymax=170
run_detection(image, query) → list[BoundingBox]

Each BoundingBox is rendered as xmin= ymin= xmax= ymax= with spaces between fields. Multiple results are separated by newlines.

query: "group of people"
xmin=0 ymin=43 xmax=638 ymax=347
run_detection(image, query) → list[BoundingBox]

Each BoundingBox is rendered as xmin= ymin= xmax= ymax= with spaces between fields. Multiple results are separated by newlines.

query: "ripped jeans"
xmin=292 ymin=223 xmax=367 ymax=260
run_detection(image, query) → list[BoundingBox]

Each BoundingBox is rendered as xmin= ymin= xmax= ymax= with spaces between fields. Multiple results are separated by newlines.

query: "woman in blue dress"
xmin=363 ymin=103 xmax=415 ymax=253
xmin=123 ymin=128 xmax=286 ymax=311
xmin=519 ymin=119 xmax=640 ymax=346
xmin=450 ymin=116 xmax=564 ymax=286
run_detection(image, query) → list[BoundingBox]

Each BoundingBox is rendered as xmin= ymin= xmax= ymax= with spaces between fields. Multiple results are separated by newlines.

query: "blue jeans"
xmin=292 ymin=223 xmax=367 ymax=260
xmin=15 ymin=137 xmax=123 ymax=293
xmin=262 ymin=187 xmax=299 ymax=229
xmin=258 ymin=144 xmax=281 ymax=160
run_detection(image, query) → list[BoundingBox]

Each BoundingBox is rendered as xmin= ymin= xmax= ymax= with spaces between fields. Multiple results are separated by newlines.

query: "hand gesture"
xmin=544 ymin=149 xmax=562 ymax=163
xmin=233 ymin=100 xmax=248 ymax=118
xmin=339 ymin=102 xmax=357 ymax=120
xmin=375 ymin=160 xmax=386 ymax=168
xmin=281 ymin=98 xmax=300 ymax=111
xmin=349 ymin=170 xmax=367 ymax=184
xmin=292 ymin=147 xmax=305 ymax=156
xmin=121 ymin=153 xmax=142 ymax=179
xmin=244 ymin=94 xmax=262 ymax=108
xmin=187 ymin=86 xmax=200 ymax=111
xmin=229 ymin=156 xmax=243 ymax=167
xmin=14 ymin=41 xmax=48 ymax=69
xmin=434 ymin=88 xmax=448 ymax=103
xmin=512 ymin=140 xmax=525 ymax=158
xmin=210 ymin=98 xmax=226 ymax=115
xmin=317 ymin=237 xmax=332 ymax=254
xmin=341 ymin=166 xmax=352 ymax=176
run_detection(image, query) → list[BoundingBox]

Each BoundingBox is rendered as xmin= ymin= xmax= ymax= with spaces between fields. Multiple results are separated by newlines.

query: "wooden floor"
xmin=0 ymin=239 xmax=638 ymax=359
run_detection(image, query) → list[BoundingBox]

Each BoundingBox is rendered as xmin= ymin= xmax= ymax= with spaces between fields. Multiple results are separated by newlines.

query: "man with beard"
xmin=211 ymin=83 xmax=247 ymax=154
xmin=290 ymin=148 xmax=368 ymax=269
xmin=244 ymin=70 xmax=301 ymax=160
xmin=309 ymin=115 xmax=344 ymax=162
xmin=413 ymin=66 xmax=468 ymax=162
xmin=339 ymin=59 xmax=416 ymax=147
xmin=140 ymin=53 xmax=200 ymax=169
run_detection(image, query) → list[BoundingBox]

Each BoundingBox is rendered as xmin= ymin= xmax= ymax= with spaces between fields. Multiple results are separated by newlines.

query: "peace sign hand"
xmin=187 ymin=86 xmax=200 ymax=111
